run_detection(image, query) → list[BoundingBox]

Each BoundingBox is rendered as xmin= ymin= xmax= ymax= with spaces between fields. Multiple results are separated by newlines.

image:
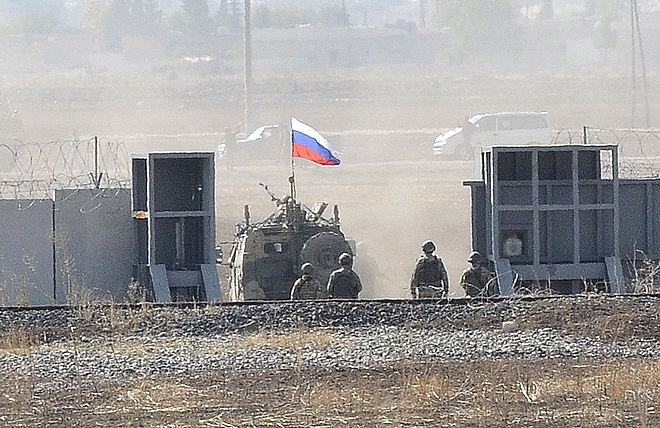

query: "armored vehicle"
xmin=228 ymin=180 xmax=353 ymax=301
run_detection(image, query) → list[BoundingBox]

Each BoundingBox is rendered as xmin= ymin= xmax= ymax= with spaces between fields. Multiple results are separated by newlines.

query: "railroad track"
xmin=1 ymin=292 xmax=658 ymax=313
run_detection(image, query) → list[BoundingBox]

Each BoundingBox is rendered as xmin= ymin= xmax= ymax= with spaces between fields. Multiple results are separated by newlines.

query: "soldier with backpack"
xmin=460 ymin=251 xmax=496 ymax=297
xmin=327 ymin=253 xmax=362 ymax=299
xmin=410 ymin=241 xmax=449 ymax=299
xmin=291 ymin=263 xmax=326 ymax=300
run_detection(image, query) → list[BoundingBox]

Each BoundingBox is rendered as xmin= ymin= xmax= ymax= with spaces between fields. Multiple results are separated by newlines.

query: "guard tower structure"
xmin=464 ymin=144 xmax=634 ymax=294
xmin=131 ymin=152 xmax=221 ymax=302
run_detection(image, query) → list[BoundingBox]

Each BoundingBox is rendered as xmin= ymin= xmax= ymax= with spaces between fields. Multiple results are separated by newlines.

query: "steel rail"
xmin=0 ymin=292 xmax=657 ymax=313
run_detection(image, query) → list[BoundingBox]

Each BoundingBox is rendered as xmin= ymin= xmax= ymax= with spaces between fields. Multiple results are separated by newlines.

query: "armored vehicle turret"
xmin=228 ymin=180 xmax=353 ymax=301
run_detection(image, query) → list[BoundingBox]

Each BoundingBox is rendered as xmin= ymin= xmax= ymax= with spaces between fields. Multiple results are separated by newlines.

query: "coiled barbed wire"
xmin=0 ymin=137 xmax=130 ymax=200
xmin=554 ymin=127 xmax=660 ymax=178
xmin=2 ymin=128 xmax=660 ymax=201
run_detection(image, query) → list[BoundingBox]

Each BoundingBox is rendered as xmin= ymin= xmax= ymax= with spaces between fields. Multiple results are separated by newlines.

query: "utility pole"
xmin=244 ymin=0 xmax=252 ymax=135
xmin=630 ymin=0 xmax=650 ymax=128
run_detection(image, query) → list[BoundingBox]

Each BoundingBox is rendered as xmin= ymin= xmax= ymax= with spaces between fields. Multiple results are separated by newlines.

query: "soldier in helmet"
xmin=410 ymin=240 xmax=449 ymax=299
xmin=291 ymin=262 xmax=326 ymax=300
xmin=327 ymin=253 xmax=362 ymax=299
xmin=460 ymin=251 xmax=495 ymax=297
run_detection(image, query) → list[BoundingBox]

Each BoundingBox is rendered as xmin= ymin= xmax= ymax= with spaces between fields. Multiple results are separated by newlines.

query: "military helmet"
xmin=468 ymin=251 xmax=483 ymax=263
xmin=422 ymin=240 xmax=436 ymax=253
xmin=338 ymin=252 xmax=353 ymax=266
xmin=301 ymin=262 xmax=313 ymax=274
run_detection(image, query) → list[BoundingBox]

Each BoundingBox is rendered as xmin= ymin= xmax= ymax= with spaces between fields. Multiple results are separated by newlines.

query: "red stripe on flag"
xmin=292 ymin=143 xmax=339 ymax=165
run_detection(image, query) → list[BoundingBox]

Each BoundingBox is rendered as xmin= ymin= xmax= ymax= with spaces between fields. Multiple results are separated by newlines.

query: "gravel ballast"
xmin=1 ymin=295 xmax=659 ymax=394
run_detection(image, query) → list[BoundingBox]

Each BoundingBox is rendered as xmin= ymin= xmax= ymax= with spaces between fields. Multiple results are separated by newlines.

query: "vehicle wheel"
xmin=453 ymin=144 xmax=473 ymax=161
xmin=300 ymin=232 xmax=353 ymax=284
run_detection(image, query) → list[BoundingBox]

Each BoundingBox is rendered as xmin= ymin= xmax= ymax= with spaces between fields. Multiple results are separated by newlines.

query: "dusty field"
xmin=213 ymin=159 xmax=473 ymax=298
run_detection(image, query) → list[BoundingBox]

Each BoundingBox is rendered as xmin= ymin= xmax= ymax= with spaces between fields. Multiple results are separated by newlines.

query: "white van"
xmin=433 ymin=112 xmax=553 ymax=160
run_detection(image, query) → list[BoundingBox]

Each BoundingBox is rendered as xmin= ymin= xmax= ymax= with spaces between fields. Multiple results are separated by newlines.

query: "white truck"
xmin=433 ymin=112 xmax=554 ymax=160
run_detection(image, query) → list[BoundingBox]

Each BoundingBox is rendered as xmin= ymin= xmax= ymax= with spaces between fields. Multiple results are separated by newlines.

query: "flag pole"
xmin=290 ymin=119 xmax=296 ymax=201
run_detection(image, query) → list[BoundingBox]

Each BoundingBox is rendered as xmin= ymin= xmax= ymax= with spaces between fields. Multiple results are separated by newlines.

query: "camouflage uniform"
xmin=410 ymin=253 xmax=449 ymax=299
xmin=460 ymin=252 xmax=495 ymax=297
xmin=327 ymin=253 xmax=362 ymax=299
xmin=290 ymin=274 xmax=325 ymax=300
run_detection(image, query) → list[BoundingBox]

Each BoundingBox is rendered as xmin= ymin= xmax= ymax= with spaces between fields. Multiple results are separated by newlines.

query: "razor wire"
xmin=554 ymin=127 xmax=660 ymax=179
xmin=3 ymin=128 xmax=660 ymax=201
xmin=0 ymin=137 xmax=131 ymax=200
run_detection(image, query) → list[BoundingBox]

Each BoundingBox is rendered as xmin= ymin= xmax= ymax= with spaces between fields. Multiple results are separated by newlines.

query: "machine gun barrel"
xmin=259 ymin=182 xmax=283 ymax=205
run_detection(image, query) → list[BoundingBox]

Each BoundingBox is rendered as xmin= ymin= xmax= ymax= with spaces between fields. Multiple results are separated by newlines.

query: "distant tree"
xmin=8 ymin=0 xmax=67 ymax=34
xmin=182 ymin=0 xmax=215 ymax=34
xmin=341 ymin=0 xmax=349 ymax=22
xmin=253 ymin=4 xmax=272 ymax=28
xmin=215 ymin=0 xmax=230 ymax=30
xmin=319 ymin=1 xmax=350 ymax=27
xmin=440 ymin=0 xmax=522 ymax=53
xmin=228 ymin=0 xmax=242 ymax=33
xmin=99 ymin=0 xmax=130 ymax=52
xmin=558 ymin=0 xmax=625 ymax=51
xmin=537 ymin=0 xmax=554 ymax=20
xmin=142 ymin=0 xmax=162 ymax=34
xmin=590 ymin=0 xmax=626 ymax=49
xmin=126 ymin=0 xmax=161 ymax=35
xmin=129 ymin=0 xmax=147 ymax=33
xmin=16 ymin=10 xmax=64 ymax=34
xmin=96 ymin=0 xmax=162 ymax=52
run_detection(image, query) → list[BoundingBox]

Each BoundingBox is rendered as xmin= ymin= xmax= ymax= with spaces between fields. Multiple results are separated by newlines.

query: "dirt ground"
xmin=213 ymin=159 xmax=473 ymax=299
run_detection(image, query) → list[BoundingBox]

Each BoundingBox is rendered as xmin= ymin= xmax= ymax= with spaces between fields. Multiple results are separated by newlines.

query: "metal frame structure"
xmin=132 ymin=152 xmax=220 ymax=302
xmin=465 ymin=144 xmax=628 ymax=294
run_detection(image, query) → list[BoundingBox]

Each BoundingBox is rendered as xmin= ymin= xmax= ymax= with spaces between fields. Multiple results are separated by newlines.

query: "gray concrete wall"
xmin=620 ymin=180 xmax=660 ymax=259
xmin=54 ymin=188 xmax=132 ymax=304
xmin=0 ymin=199 xmax=54 ymax=306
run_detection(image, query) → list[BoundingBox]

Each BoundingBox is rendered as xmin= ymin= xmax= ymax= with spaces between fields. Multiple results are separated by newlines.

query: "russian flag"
xmin=291 ymin=117 xmax=341 ymax=166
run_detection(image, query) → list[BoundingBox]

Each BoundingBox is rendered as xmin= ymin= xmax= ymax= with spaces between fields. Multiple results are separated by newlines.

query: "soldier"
xmin=290 ymin=262 xmax=325 ymax=300
xmin=410 ymin=240 xmax=449 ymax=299
xmin=327 ymin=253 xmax=362 ymax=299
xmin=460 ymin=251 xmax=496 ymax=297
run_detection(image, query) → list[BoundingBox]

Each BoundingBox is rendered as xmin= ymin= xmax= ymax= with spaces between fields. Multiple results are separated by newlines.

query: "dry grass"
xmin=1 ymin=307 xmax=659 ymax=428
xmin=234 ymin=327 xmax=336 ymax=349
xmin=1 ymin=359 xmax=657 ymax=426
xmin=0 ymin=302 xmax=658 ymax=427
xmin=0 ymin=327 xmax=37 ymax=354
